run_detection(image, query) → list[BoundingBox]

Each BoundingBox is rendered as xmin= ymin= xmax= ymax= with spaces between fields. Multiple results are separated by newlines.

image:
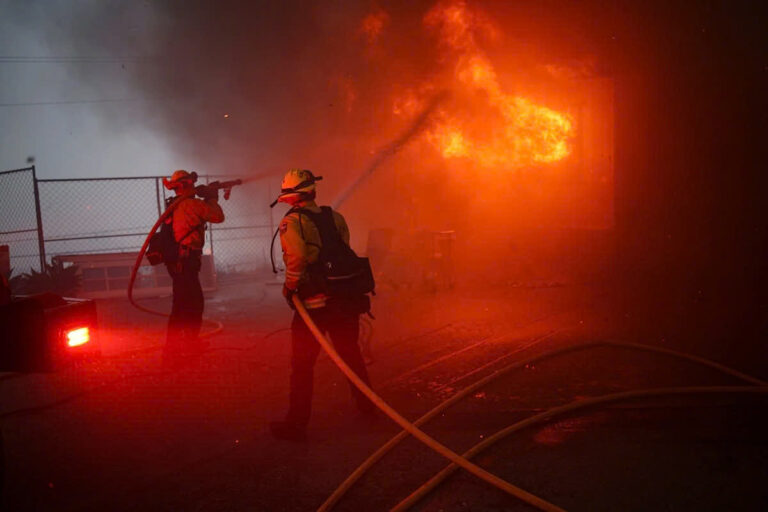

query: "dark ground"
xmin=1 ymin=275 xmax=766 ymax=511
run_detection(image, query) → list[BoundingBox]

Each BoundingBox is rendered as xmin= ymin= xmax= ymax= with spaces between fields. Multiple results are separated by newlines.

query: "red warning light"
xmin=66 ymin=327 xmax=90 ymax=347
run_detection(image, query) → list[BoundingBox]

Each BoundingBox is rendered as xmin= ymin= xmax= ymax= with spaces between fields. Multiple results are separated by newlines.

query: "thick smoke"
xmin=8 ymin=0 xmax=619 ymax=277
xmin=6 ymin=1 xmax=447 ymax=181
xmin=7 ymin=0 xmax=609 ymax=181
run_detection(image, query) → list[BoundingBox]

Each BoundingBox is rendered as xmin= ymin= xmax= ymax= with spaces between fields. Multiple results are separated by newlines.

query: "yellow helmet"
xmin=163 ymin=170 xmax=198 ymax=190
xmin=272 ymin=168 xmax=323 ymax=206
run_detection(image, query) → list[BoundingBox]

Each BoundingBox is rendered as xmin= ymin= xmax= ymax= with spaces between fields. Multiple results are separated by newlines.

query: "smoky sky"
xmin=4 ymin=1 xmax=427 ymax=177
xmin=6 ymin=0 xmax=764 ymax=233
xmin=2 ymin=0 xmax=620 ymax=180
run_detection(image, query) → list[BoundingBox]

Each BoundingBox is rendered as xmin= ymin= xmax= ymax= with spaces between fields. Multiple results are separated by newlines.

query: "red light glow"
xmin=66 ymin=327 xmax=90 ymax=347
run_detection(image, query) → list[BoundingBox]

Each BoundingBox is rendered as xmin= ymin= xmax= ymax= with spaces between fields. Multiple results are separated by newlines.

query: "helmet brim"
xmin=163 ymin=171 xmax=198 ymax=190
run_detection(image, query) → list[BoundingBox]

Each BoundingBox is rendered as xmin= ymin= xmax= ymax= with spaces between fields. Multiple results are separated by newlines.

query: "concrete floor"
xmin=1 ymin=276 xmax=766 ymax=511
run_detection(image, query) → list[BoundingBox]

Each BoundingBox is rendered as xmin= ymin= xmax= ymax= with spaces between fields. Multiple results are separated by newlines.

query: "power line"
xmin=0 ymin=97 xmax=172 ymax=107
xmin=0 ymin=98 xmax=139 ymax=107
xmin=0 ymin=56 xmax=156 ymax=63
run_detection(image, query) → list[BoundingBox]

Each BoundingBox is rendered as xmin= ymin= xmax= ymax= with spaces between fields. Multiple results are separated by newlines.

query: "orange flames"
xmin=400 ymin=0 xmax=575 ymax=168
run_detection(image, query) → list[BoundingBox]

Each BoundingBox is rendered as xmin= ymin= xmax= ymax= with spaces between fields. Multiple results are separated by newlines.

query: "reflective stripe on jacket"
xmin=279 ymin=200 xmax=349 ymax=309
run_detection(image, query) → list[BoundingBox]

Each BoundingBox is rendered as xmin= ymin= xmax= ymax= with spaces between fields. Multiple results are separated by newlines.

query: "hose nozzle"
xmin=197 ymin=179 xmax=243 ymax=200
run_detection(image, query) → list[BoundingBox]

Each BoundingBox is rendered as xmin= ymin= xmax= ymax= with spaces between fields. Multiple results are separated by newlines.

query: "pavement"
xmin=1 ymin=275 xmax=766 ymax=511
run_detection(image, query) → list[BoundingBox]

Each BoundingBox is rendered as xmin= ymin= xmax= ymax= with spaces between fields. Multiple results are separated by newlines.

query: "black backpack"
xmin=147 ymin=220 xmax=180 ymax=265
xmin=292 ymin=206 xmax=375 ymax=300
xmin=147 ymin=200 xmax=200 ymax=266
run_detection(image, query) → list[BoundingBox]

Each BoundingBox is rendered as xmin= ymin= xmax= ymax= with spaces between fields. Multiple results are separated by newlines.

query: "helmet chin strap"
xmin=270 ymin=191 xmax=313 ymax=208
xmin=270 ymin=177 xmax=321 ymax=208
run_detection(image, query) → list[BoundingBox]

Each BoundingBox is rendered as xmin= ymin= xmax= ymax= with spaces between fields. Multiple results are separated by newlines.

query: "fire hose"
xmin=393 ymin=385 xmax=768 ymax=512
xmin=293 ymin=293 xmax=768 ymax=512
xmin=389 ymin=342 xmax=768 ymax=511
xmin=127 ymin=179 xmax=242 ymax=336
xmin=293 ymin=295 xmax=566 ymax=512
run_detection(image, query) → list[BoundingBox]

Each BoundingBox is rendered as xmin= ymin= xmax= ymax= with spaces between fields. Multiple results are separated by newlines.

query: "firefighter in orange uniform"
xmin=270 ymin=168 xmax=374 ymax=441
xmin=162 ymin=170 xmax=224 ymax=365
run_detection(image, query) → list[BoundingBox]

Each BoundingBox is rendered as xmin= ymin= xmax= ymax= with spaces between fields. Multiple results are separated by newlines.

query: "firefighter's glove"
xmin=282 ymin=285 xmax=297 ymax=309
xmin=196 ymin=185 xmax=219 ymax=201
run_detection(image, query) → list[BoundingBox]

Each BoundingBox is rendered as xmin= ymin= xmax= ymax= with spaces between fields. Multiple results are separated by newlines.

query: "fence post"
xmin=31 ymin=165 xmax=46 ymax=271
xmin=155 ymin=177 xmax=162 ymax=217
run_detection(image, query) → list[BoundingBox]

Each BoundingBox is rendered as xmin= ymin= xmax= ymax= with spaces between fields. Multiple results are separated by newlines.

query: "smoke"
xmin=6 ymin=1 xmax=766 ymax=364
xmin=5 ymin=1 xmax=443 ymax=180
xmin=332 ymin=90 xmax=447 ymax=208
xmin=7 ymin=1 xmax=606 ymax=171
xmin=7 ymin=0 xmax=619 ymax=279
xmin=6 ymin=1 xmax=612 ymax=178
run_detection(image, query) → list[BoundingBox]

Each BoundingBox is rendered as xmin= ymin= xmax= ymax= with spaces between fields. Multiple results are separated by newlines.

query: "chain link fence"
xmin=37 ymin=176 xmax=164 ymax=265
xmin=1 ymin=167 xmax=279 ymax=281
xmin=0 ymin=167 xmax=44 ymax=276
xmin=196 ymin=174 xmax=276 ymax=274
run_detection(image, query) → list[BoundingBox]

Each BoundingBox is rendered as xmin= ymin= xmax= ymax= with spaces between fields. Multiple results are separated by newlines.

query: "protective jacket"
xmin=279 ymin=200 xmax=349 ymax=309
xmin=170 ymin=196 xmax=224 ymax=250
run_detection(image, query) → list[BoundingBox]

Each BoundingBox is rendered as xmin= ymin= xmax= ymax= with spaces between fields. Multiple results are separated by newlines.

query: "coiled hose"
xmin=127 ymin=195 xmax=223 ymax=337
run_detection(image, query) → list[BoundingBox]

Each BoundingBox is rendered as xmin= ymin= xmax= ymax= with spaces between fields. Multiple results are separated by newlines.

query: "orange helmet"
xmin=271 ymin=168 xmax=322 ymax=206
xmin=163 ymin=170 xmax=198 ymax=190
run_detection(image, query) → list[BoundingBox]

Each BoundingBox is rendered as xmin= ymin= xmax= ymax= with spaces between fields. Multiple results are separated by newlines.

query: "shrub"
xmin=9 ymin=259 xmax=81 ymax=296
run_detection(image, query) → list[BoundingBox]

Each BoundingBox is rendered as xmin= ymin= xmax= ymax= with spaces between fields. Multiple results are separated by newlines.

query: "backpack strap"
xmin=177 ymin=225 xmax=201 ymax=247
xmin=166 ymin=197 xmax=205 ymax=249
xmin=286 ymin=206 xmax=341 ymax=249
xmin=299 ymin=207 xmax=345 ymax=249
xmin=283 ymin=206 xmax=311 ymax=248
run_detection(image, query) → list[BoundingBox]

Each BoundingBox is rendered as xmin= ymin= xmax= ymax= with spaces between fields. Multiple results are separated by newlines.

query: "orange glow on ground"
xmin=66 ymin=327 xmax=91 ymax=347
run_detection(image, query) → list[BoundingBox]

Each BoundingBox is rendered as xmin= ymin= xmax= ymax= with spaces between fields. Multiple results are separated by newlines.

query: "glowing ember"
xmin=400 ymin=0 xmax=575 ymax=168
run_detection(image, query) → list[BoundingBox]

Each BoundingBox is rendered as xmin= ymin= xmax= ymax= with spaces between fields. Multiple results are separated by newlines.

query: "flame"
xmin=401 ymin=0 xmax=575 ymax=168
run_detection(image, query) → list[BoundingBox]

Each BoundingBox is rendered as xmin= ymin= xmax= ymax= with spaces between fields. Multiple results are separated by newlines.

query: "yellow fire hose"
xmin=317 ymin=339 xmax=767 ymax=511
xmin=293 ymin=295 xmax=567 ymax=512
xmin=392 ymin=385 xmax=768 ymax=511
xmin=302 ymin=309 xmax=768 ymax=512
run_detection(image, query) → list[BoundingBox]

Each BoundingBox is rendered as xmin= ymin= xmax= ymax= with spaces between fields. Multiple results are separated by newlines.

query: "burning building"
xmin=337 ymin=1 xmax=616 ymax=286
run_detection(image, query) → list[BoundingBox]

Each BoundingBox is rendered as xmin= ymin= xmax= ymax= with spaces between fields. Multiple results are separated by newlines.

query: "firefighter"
xmin=270 ymin=168 xmax=374 ymax=441
xmin=162 ymin=170 xmax=224 ymax=366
